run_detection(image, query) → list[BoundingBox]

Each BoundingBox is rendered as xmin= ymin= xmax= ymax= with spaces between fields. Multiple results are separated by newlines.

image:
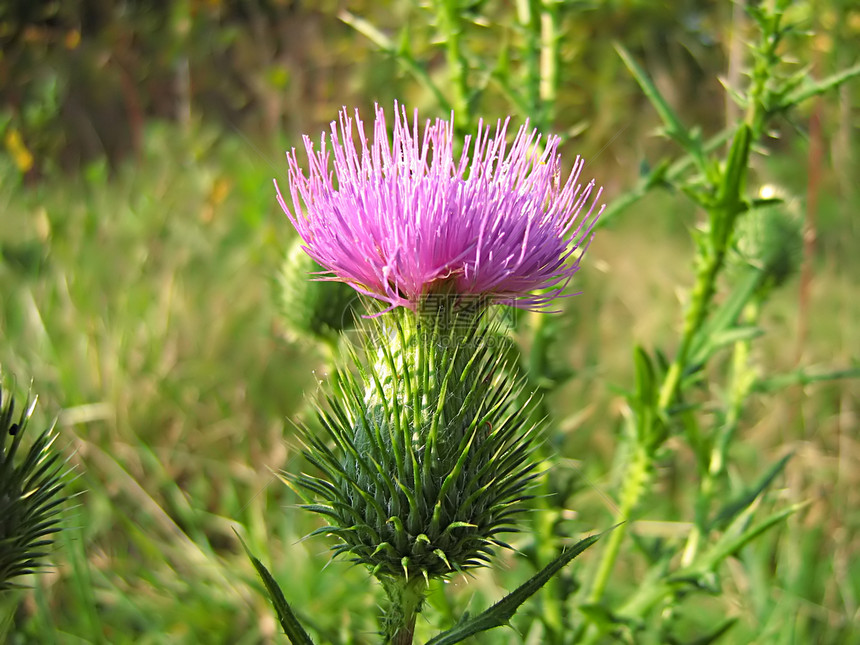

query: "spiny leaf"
xmin=693 ymin=502 xmax=807 ymax=574
xmin=683 ymin=617 xmax=738 ymax=645
xmin=781 ymin=61 xmax=860 ymax=108
xmin=614 ymin=43 xmax=700 ymax=160
xmin=688 ymin=267 xmax=764 ymax=367
xmin=709 ymin=453 xmax=792 ymax=530
xmin=716 ymin=124 xmax=751 ymax=215
xmin=753 ymin=365 xmax=860 ymax=393
xmin=632 ymin=346 xmax=656 ymax=412
xmin=424 ymin=529 xmax=611 ymax=645
xmin=237 ymin=534 xmax=314 ymax=645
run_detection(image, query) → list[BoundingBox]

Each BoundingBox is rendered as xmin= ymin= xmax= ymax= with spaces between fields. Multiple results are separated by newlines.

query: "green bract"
xmin=287 ymin=305 xmax=540 ymax=581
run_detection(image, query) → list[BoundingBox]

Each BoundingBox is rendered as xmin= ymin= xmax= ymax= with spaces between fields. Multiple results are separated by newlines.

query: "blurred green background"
xmin=1 ymin=1 xmax=858 ymax=643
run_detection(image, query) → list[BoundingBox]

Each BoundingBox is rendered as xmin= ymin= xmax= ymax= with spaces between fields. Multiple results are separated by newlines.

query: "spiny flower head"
xmin=288 ymin=309 xmax=540 ymax=581
xmin=277 ymin=104 xmax=603 ymax=313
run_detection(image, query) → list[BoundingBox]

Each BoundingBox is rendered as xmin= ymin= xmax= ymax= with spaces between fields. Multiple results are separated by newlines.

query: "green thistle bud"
xmin=0 ymin=374 xmax=69 ymax=591
xmin=732 ymin=187 xmax=803 ymax=291
xmin=287 ymin=305 xmax=540 ymax=583
xmin=277 ymin=237 xmax=361 ymax=346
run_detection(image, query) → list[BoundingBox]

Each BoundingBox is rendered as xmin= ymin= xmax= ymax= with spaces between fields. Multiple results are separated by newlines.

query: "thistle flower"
xmin=276 ymin=106 xmax=603 ymax=643
xmin=0 ymin=374 xmax=69 ymax=591
xmin=277 ymin=104 xmax=603 ymax=313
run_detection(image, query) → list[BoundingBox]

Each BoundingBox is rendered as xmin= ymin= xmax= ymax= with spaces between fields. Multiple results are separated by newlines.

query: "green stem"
xmin=583 ymin=6 xmax=842 ymax=636
xmin=382 ymin=577 xmax=428 ymax=645
xmin=516 ymin=0 xmax=541 ymax=122
xmin=587 ymin=445 xmax=650 ymax=605
xmin=527 ymin=310 xmax=550 ymax=385
xmin=658 ymin=245 xmax=726 ymax=413
xmin=588 ymin=95 xmax=753 ymax=624
xmin=577 ymin=447 xmax=651 ymax=644
xmin=535 ymin=505 xmax=565 ymax=642
xmin=539 ymin=0 xmax=560 ymax=129
xmin=437 ymin=0 xmax=470 ymax=129
xmin=682 ymin=298 xmax=760 ymax=566
xmin=392 ymin=614 xmax=418 ymax=645
xmin=338 ymin=10 xmax=451 ymax=113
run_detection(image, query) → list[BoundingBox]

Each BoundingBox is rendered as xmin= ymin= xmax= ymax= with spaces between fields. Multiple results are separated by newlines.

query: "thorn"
xmin=434 ymin=549 xmax=452 ymax=570
xmin=401 ymin=556 xmax=410 ymax=580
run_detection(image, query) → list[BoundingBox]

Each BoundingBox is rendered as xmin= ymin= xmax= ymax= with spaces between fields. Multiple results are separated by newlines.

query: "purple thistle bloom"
xmin=276 ymin=104 xmax=603 ymax=312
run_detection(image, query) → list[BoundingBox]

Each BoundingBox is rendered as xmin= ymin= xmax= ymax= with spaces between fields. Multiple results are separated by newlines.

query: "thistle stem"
xmin=539 ymin=0 xmax=560 ymax=129
xmin=437 ymin=0 xmax=470 ymax=131
xmin=516 ymin=0 xmax=541 ymax=123
xmin=391 ymin=614 xmax=418 ymax=645
xmin=535 ymin=493 xmax=565 ymax=641
xmin=658 ymin=245 xmax=726 ymax=414
xmin=382 ymin=577 xmax=428 ymax=645
xmin=587 ymin=445 xmax=650 ymax=605
xmin=588 ymin=85 xmax=754 ymax=618
xmin=587 ymin=243 xmax=726 ymax=612
xmin=681 ymin=298 xmax=760 ymax=566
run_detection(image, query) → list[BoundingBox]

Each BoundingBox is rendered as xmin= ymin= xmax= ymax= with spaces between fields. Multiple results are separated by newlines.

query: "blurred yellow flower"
xmin=4 ymin=128 xmax=34 ymax=173
xmin=64 ymin=30 xmax=81 ymax=50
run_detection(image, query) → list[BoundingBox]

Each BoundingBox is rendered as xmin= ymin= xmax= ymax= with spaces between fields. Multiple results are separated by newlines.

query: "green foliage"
xmin=330 ymin=1 xmax=858 ymax=642
xmin=0 ymin=124 xmax=343 ymax=643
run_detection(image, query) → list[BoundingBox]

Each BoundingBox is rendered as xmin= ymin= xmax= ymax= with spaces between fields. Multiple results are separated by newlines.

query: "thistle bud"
xmin=0 ymin=374 xmax=69 ymax=591
xmin=289 ymin=306 xmax=539 ymax=582
xmin=732 ymin=187 xmax=802 ymax=291
xmin=277 ymin=237 xmax=361 ymax=346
